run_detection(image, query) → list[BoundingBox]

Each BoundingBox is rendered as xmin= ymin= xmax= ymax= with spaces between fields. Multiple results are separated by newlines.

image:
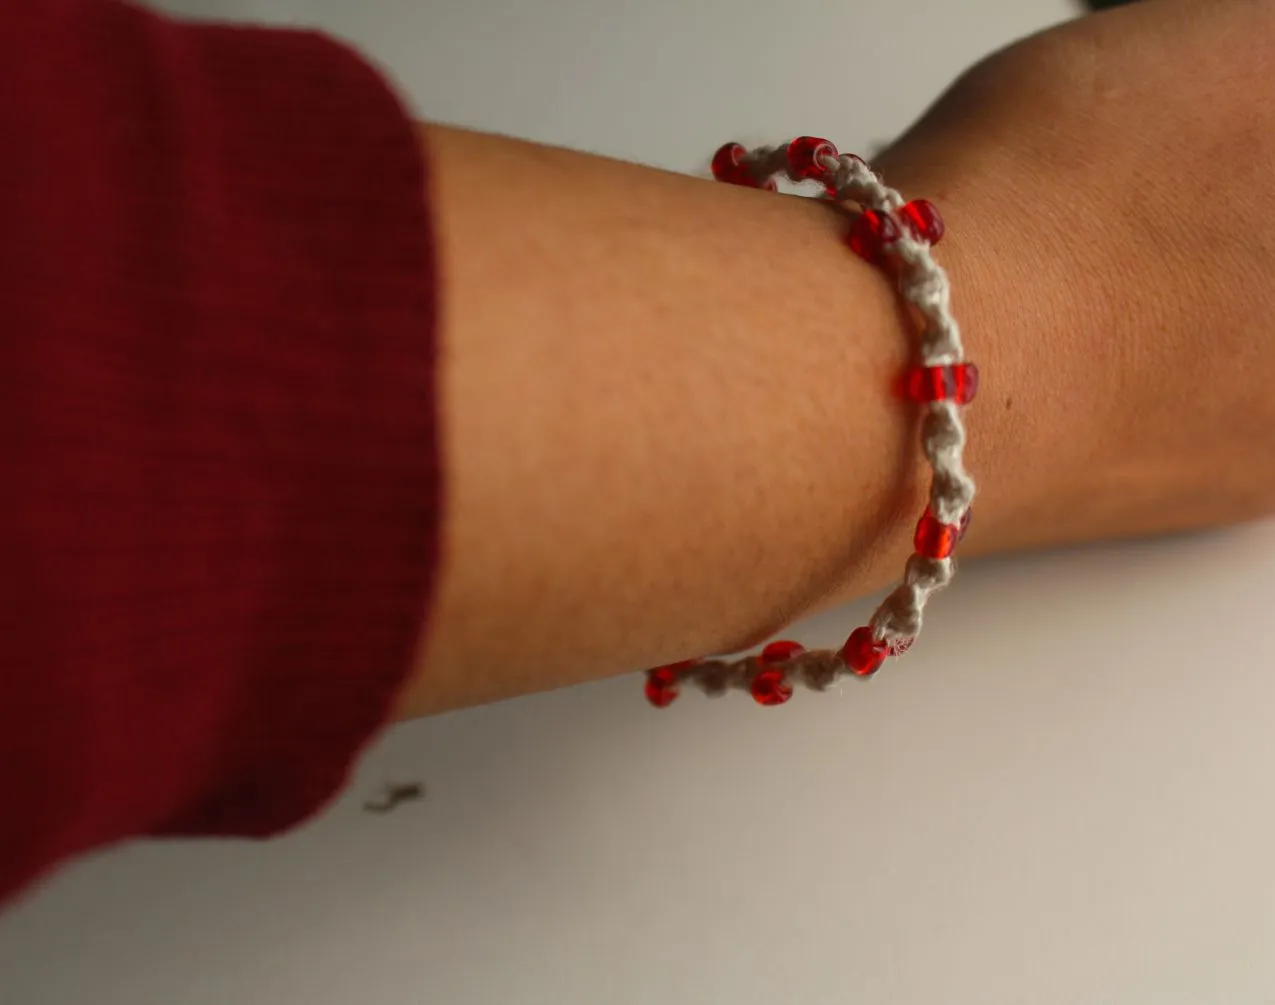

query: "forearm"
xmin=397 ymin=125 xmax=1030 ymax=717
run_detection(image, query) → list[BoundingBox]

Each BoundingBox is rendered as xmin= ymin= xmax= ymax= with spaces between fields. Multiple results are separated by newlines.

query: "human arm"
xmin=397 ymin=125 xmax=1018 ymax=715
xmin=401 ymin=0 xmax=1275 ymax=714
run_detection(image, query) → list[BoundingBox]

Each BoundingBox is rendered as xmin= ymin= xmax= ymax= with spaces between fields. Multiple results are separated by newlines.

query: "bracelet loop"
xmin=645 ymin=137 xmax=978 ymax=707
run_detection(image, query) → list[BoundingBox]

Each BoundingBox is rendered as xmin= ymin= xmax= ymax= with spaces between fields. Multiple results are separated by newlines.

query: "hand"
xmin=876 ymin=0 xmax=1275 ymax=555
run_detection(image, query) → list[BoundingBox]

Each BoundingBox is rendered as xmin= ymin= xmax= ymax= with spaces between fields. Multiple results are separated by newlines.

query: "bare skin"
xmin=397 ymin=0 xmax=1275 ymax=717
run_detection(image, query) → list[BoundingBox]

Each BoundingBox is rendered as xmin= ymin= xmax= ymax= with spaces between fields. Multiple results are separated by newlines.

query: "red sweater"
xmin=0 ymin=0 xmax=440 ymax=902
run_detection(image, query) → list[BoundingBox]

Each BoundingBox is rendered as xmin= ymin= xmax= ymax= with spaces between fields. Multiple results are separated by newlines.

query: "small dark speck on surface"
xmin=363 ymin=782 xmax=425 ymax=814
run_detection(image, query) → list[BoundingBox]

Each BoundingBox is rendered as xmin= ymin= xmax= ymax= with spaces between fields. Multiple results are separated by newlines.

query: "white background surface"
xmin=4 ymin=1 xmax=1275 ymax=1003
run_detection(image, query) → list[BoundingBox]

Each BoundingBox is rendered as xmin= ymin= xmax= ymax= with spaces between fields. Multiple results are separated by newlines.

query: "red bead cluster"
xmin=822 ymin=500 xmax=970 ymax=683
xmin=711 ymin=142 xmax=777 ymax=191
xmin=904 ymin=362 xmax=979 ymax=405
xmin=647 ymin=137 xmax=978 ymax=707
xmin=752 ymin=640 xmax=802 ymax=706
xmin=712 ymin=136 xmax=853 ymax=195
xmin=643 ymin=644 xmax=806 ymax=710
xmin=847 ymin=198 xmax=944 ymax=263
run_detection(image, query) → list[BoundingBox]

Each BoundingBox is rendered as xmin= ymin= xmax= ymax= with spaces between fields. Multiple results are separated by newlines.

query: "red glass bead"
xmin=711 ymin=142 xmax=777 ymax=190
xmin=711 ymin=142 xmax=749 ymax=184
xmin=839 ymin=626 xmax=888 ymax=677
xmin=903 ymin=362 xmax=979 ymax=404
xmin=914 ymin=510 xmax=962 ymax=559
xmin=644 ymin=666 xmax=680 ymax=708
xmin=652 ymin=663 xmax=693 ymax=709
xmin=751 ymin=667 xmax=794 ymax=706
xmin=645 ymin=660 xmax=696 ymax=707
xmin=846 ymin=210 xmax=900 ymax=263
xmin=760 ymin=640 xmax=806 ymax=665
xmin=787 ymin=136 xmax=839 ymax=181
xmin=899 ymin=199 xmax=945 ymax=244
xmin=887 ymin=637 xmax=914 ymax=657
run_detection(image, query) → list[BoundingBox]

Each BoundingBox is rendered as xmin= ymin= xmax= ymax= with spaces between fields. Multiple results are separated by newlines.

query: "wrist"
xmin=871 ymin=145 xmax=1093 ymax=562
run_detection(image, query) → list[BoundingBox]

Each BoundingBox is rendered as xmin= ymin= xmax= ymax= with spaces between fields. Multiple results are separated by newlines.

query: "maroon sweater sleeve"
xmin=0 ymin=0 xmax=440 ymax=902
